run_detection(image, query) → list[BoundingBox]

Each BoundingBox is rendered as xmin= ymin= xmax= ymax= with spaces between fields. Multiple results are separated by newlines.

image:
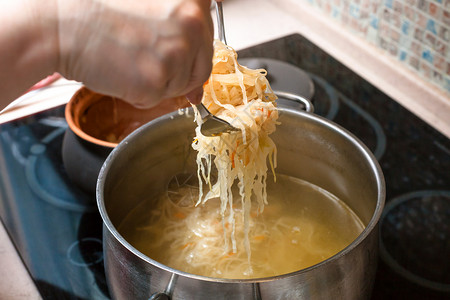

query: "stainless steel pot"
xmin=97 ymin=92 xmax=385 ymax=300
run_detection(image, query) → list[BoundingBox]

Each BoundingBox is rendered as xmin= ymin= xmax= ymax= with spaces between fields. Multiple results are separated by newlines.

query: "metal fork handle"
xmin=195 ymin=103 xmax=212 ymax=120
xmin=215 ymin=2 xmax=227 ymax=44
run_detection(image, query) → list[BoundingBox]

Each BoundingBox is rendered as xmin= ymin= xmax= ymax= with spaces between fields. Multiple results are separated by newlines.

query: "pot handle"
xmin=149 ymin=293 xmax=170 ymax=300
xmin=148 ymin=273 xmax=177 ymax=300
xmin=274 ymin=90 xmax=314 ymax=113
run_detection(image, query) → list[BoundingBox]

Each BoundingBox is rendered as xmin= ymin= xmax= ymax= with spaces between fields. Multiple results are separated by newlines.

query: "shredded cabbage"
xmin=191 ymin=40 xmax=279 ymax=273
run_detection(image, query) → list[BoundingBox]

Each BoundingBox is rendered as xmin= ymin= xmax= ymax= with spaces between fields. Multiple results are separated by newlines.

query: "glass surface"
xmin=0 ymin=107 xmax=109 ymax=299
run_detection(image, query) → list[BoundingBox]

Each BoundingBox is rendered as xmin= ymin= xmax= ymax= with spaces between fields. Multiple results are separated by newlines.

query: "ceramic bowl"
xmin=62 ymin=87 xmax=189 ymax=195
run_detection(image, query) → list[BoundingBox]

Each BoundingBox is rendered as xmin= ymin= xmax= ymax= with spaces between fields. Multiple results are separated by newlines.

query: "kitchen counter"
xmin=0 ymin=0 xmax=448 ymax=298
xmin=0 ymin=221 xmax=41 ymax=299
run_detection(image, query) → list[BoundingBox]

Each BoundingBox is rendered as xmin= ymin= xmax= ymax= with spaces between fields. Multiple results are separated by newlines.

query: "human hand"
xmin=55 ymin=0 xmax=214 ymax=108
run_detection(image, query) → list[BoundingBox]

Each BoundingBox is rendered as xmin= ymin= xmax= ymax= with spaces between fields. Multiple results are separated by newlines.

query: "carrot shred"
xmin=222 ymin=251 xmax=235 ymax=258
xmin=231 ymin=151 xmax=236 ymax=168
xmin=173 ymin=212 xmax=186 ymax=219
xmin=180 ymin=242 xmax=193 ymax=249
xmin=253 ymin=235 xmax=266 ymax=241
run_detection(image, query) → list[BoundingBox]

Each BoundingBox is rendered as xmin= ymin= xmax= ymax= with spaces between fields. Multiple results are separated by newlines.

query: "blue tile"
xmin=422 ymin=49 xmax=434 ymax=63
xmin=402 ymin=21 xmax=410 ymax=35
xmin=385 ymin=0 xmax=393 ymax=9
xmin=332 ymin=7 xmax=340 ymax=18
xmin=400 ymin=50 xmax=408 ymax=61
xmin=349 ymin=4 xmax=360 ymax=18
xmin=426 ymin=19 xmax=437 ymax=35
xmin=370 ymin=15 xmax=379 ymax=29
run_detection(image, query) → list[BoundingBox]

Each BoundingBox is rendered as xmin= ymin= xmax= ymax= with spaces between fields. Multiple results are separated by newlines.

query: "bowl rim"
xmin=65 ymin=87 xmax=118 ymax=149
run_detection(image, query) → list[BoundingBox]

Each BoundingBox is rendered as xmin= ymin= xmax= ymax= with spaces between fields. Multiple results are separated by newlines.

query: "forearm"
xmin=0 ymin=0 xmax=214 ymax=110
xmin=0 ymin=0 xmax=58 ymax=110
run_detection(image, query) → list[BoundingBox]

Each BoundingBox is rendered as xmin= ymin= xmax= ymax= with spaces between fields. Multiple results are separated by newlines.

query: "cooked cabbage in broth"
xmin=118 ymin=174 xmax=364 ymax=279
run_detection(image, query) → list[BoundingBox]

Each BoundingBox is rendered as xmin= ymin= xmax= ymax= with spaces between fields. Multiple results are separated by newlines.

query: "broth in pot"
xmin=118 ymin=173 xmax=364 ymax=279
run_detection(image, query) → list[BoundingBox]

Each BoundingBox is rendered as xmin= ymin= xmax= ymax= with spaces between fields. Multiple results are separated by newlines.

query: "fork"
xmin=196 ymin=1 xmax=238 ymax=137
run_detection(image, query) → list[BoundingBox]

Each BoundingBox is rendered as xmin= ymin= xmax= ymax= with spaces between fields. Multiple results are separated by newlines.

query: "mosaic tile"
xmin=370 ymin=1 xmax=380 ymax=13
xmin=399 ymin=49 xmax=409 ymax=61
xmin=332 ymin=6 xmax=340 ymax=18
xmin=424 ymin=31 xmax=437 ymax=46
xmin=426 ymin=18 xmax=438 ymax=33
xmin=422 ymin=48 xmax=434 ymax=63
xmin=383 ymin=7 xmax=391 ymax=22
xmin=370 ymin=14 xmax=380 ymax=28
xmin=432 ymin=70 xmax=444 ymax=83
xmin=411 ymin=41 xmax=423 ymax=55
xmin=444 ymin=0 xmax=450 ymax=8
xmin=417 ymin=12 xmax=428 ymax=26
xmin=393 ymin=0 xmax=404 ymax=13
xmin=391 ymin=28 xmax=402 ymax=41
xmin=420 ymin=60 xmax=433 ymax=78
xmin=434 ymin=39 xmax=447 ymax=57
xmin=414 ymin=26 xmax=425 ymax=41
xmin=401 ymin=19 xmax=411 ymax=34
xmin=428 ymin=2 xmax=441 ymax=18
xmin=303 ymin=0 xmax=450 ymax=93
xmin=389 ymin=42 xmax=399 ymax=55
xmin=404 ymin=5 xmax=416 ymax=20
xmin=433 ymin=54 xmax=446 ymax=70
xmin=386 ymin=0 xmax=394 ymax=9
xmin=438 ymin=26 xmax=449 ymax=41
xmin=350 ymin=3 xmax=361 ymax=17
xmin=417 ymin=0 xmax=429 ymax=13
xmin=443 ymin=10 xmax=450 ymax=26
xmin=399 ymin=33 xmax=411 ymax=47
xmin=409 ymin=54 xmax=421 ymax=69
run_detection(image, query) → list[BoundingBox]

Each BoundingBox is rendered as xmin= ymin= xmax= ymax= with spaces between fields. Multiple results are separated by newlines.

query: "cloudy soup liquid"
xmin=118 ymin=174 xmax=365 ymax=279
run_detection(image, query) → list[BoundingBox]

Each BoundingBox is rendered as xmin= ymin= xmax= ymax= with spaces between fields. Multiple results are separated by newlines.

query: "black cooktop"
xmin=0 ymin=34 xmax=449 ymax=299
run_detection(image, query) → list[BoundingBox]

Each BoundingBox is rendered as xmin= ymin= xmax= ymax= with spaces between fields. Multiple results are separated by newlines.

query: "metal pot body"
xmin=97 ymin=105 xmax=385 ymax=300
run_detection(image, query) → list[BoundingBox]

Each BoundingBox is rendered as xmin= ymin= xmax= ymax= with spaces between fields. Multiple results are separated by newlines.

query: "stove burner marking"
xmin=380 ymin=190 xmax=450 ymax=292
xmin=309 ymin=74 xmax=386 ymax=160
xmin=38 ymin=117 xmax=68 ymax=128
xmin=67 ymin=237 xmax=103 ymax=267
xmin=1 ymin=129 xmax=29 ymax=165
xmin=41 ymin=126 xmax=66 ymax=144
xmin=338 ymin=91 xmax=386 ymax=160
xmin=30 ymin=144 xmax=46 ymax=155
xmin=25 ymin=123 xmax=95 ymax=212
xmin=434 ymin=140 xmax=450 ymax=156
xmin=26 ymin=155 xmax=95 ymax=212
xmin=308 ymin=73 xmax=339 ymax=120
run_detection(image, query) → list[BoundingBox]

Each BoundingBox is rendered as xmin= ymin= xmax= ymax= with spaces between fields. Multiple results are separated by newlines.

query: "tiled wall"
xmin=303 ymin=0 xmax=450 ymax=94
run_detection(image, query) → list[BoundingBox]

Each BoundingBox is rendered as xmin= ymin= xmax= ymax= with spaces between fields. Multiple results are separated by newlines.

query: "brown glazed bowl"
xmin=63 ymin=87 xmax=189 ymax=195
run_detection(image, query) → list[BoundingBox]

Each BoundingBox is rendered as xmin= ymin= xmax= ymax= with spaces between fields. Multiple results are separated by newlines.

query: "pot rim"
xmin=96 ymin=106 xmax=386 ymax=283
